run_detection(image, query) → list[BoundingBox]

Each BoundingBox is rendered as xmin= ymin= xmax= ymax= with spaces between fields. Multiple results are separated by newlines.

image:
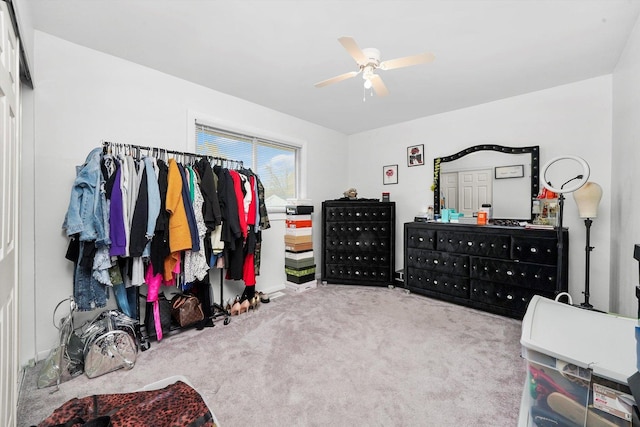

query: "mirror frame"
xmin=433 ymin=144 xmax=540 ymax=221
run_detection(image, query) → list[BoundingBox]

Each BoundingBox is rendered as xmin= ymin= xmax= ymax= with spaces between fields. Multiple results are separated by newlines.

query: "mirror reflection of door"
xmin=440 ymin=172 xmax=458 ymax=211
xmin=458 ymin=169 xmax=492 ymax=217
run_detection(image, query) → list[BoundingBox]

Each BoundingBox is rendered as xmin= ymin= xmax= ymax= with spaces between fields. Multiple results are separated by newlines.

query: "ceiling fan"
xmin=314 ymin=36 xmax=435 ymax=97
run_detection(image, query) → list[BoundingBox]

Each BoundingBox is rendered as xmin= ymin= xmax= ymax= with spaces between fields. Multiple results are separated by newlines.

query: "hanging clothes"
xmin=150 ymin=159 xmax=170 ymax=278
xmin=194 ymin=158 xmax=222 ymax=231
xmin=164 ymin=158 xmax=193 ymax=281
xmin=62 ymin=147 xmax=111 ymax=311
xmin=184 ymin=168 xmax=210 ymax=284
xmin=63 ymin=143 xmax=270 ymax=320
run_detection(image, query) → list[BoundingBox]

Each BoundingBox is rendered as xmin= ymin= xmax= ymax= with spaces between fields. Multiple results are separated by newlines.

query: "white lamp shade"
xmin=572 ymin=182 xmax=602 ymax=218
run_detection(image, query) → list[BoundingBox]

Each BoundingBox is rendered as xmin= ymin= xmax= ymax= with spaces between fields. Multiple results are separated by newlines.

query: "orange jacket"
xmin=164 ymin=159 xmax=192 ymax=280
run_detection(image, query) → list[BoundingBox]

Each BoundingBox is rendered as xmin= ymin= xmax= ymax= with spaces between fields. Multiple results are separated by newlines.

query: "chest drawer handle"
xmin=530 ymin=247 xmax=538 ymax=253
xmin=467 ymin=241 xmax=473 ymax=246
xmin=433 ymin=259 xmax=439 ymax=264
xmin=418 ymin=237 xmax=424 ymax=242
xmin=506 ymin=270 xmax=514 ymax=276
xmin=507 ymin=294 xmax=514 ymax=300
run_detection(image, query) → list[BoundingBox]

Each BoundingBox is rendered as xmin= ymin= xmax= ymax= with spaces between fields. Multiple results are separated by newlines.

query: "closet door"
xmin=0 ymin=3 xmax=20 ymax=426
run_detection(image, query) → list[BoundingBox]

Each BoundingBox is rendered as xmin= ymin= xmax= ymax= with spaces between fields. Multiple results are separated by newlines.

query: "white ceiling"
xmin=24 ymin=0 xmax=640 ymax=135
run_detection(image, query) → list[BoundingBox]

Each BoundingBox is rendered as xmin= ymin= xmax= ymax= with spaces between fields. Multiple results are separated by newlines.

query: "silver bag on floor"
xmin=37 ymin=297 xmax=84 ymax=389
xmin=80 ymin=310 xmax=138 ymax=379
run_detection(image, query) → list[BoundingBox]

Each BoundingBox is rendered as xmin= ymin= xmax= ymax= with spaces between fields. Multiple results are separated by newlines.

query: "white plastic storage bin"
xmin=519 ymin=295 xmax=637 ymax=427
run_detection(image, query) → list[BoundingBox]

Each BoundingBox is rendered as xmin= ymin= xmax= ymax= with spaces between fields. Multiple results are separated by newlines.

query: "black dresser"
xmin=404 ymin=222 xmax=568 ymax=318
xmin=321 ymin=200 xmax=395 ymax=286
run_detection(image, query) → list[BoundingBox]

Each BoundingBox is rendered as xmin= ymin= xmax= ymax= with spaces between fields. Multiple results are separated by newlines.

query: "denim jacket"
xmin=62 ymin=147 xmax=110 ymax=246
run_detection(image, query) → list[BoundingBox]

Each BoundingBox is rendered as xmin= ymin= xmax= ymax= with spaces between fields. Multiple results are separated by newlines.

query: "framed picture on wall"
xmin=383 ymin=164 xmax=398 ymax=185
xmin=495 ymin=164 xmax=524 ymax=179
xmin=407 ymin=144 xmax=425 ymax=167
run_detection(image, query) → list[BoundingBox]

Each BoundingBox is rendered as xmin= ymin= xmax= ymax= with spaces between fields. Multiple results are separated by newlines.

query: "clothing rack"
xmin=101 ymin=140 xmax=244 ymax=331
xmin=101 ymin=140 xmax=244 ymax=170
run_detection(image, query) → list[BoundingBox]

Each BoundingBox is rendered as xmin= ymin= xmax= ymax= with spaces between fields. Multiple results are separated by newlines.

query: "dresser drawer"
xmin=405 ymin=227 xmax=437 ymax=250
xmin=324 ymin=229 xmax=391 ymax=253
xmin=324 ymin=263 xmax=392 ymax=283
xmin=470 ymin=279 xmax=538 ymax=316
xmin=510 ymin=236 xmax=557 ymax=265
xmin=325 ymin=221 xmax=392 ymax=238
xmin=436 ymin=231 xmax=510 ymax=258
xmin=324 ymin=251 xmax=391 ymax=267
xmin=324 ymin=205 xmax=393 ymax=222
xmin=470 ymin=257 xmax=556 ymax=291
xmin=405 ymin=249 xmax=469 ymax=276
xmin=406 ymin=268 xmax=470 ymax=298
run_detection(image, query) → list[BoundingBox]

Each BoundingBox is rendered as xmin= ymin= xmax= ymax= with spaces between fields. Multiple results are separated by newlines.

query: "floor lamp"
xmin=572 ymin=182 xmax=603 ymax=310
xmin=541 ymin=156 xmax=590 ymax=297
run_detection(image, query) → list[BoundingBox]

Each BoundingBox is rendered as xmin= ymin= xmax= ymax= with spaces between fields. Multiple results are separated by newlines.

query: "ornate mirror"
xmin=433 ymin=144 xmax=540 ymax=222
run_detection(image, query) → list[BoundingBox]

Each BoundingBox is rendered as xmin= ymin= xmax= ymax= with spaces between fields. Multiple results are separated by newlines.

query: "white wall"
xmin=347 ymin=76 xmax=614 ymax=312
xmin=611 ymin=14 xmax=640 ymax=317
xmin=25 ymin=31 xmax=347 ymax=362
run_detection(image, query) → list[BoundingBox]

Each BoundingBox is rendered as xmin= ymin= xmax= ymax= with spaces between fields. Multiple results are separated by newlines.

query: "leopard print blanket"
xmin=37 ymin=380 xmax=215 ymax=427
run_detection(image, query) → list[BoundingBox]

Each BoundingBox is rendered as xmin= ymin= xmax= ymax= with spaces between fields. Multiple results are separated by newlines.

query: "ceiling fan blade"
xmin=314 ymin=70 xmax=360 ymax=88
xmin=379 ymin=52 xmax=435 ymax=71
xmin=369 ymin=74 xmax=389 ymax=97
xmin=338 ymin=36 xmax=368 ymax=65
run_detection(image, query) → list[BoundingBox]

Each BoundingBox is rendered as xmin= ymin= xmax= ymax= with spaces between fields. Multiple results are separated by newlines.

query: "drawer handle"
xmin=418 ymin=237 xmax=424 ymax=242
xmin=433 ymin=260 xmax=439 ymax=264
xmin=530 ymin=247 xmax=538 ymax=253
xmin=467 ymin=241 xmax=473 ymax=246
xmin=507 ymin=294 xmax=514 ymax=300
xmin=506 ymin=270 xmax=514 ymax=276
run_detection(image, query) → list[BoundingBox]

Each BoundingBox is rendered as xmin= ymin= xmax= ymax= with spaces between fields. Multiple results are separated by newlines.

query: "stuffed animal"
xmin=343 ymin=188 xmax=358 ymax=199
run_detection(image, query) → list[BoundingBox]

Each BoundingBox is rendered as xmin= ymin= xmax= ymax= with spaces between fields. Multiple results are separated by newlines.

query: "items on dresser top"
xmin=322 ymin=200 xmax=395 ymax=287
xmin=404 ymin=222 xmax=568 ymax=318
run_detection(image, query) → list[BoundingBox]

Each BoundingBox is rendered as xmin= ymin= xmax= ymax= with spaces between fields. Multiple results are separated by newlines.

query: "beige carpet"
xmin=18 ymin=284 xmax=526 ymax=426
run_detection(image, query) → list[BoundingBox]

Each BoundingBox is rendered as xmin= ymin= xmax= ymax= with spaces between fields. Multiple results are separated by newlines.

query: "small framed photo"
xmin=495 ymin=164 xmax=524 ymax=179
xmin=407 ymin=144 xmax=425 ymax=167
xmin=383 ymin=164 xmax=398 ymax=185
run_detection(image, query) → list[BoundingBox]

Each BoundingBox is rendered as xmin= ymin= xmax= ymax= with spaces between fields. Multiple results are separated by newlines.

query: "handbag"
xmin=37 ymin=298 xmax=84 ymax=389
xmin=145 ymin=296 xmax=172 ymax=339
xmin=171 ymin=294 xmax=205 ymax=327
xmin=81 ymin=310 xmax=138 ymax=379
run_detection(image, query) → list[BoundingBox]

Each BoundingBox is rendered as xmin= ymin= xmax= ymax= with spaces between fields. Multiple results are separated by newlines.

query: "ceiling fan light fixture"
xmin=315 ymin=36 xmax=434 ymax=99
xmin=362 ymin=65 xmax=375 ymax=79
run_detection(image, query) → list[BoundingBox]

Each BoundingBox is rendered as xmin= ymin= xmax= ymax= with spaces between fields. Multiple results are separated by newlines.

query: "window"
xmin=195 ymin=122 xmax=298 ymax=211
